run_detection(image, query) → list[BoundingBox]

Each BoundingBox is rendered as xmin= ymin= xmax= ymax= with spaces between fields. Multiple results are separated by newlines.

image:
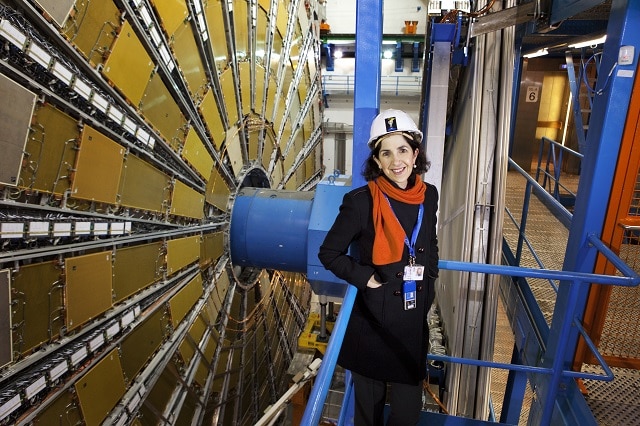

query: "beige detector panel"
xmin=0 ymin=74 xmax=36 ymax=186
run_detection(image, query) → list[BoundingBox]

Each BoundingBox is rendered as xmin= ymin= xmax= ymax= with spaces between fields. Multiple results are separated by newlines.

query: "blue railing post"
xmin=300 ymin=286 xmax=357 ymax=424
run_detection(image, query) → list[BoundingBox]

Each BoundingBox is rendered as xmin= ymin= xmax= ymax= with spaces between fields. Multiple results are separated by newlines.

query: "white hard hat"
xmin=367 ymin=109 xmax=422 ymax=149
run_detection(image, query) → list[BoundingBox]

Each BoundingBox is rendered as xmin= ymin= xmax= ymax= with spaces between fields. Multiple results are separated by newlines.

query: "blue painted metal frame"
xmin=536 ymin=1 xmax=640 ymax=424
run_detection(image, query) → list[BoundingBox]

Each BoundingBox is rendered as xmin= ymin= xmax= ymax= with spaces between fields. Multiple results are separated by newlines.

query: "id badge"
xmin=403 ymin=281 xmax=416 ymax=310
xmin=403 ymin=264 xmax=425 ymax=281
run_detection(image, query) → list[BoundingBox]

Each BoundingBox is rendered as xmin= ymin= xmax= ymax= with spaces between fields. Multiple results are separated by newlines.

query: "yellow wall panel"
xmin=152 ymin=0 xmax=189 ymax=36
xmin=166 ymin=235 xmax=201 ymax=275
xmin=139 ymin=363 xmax=176 ymax=420
xmin=220 ymin=69 xmax=239 ymax=126
xmin=205 ymin=166 xmax=230 ymax=211
xmin=234 ymin=0 xmax=248 ymax=57
xmin=200 ymin=231 xmax=225 ymax=267
xmin=270 ymin=32 xmax=283 ymax=76
xmin=205 ymin=0 xmax=228 ymax=71
xmin=262 ymin=134 xmax=275 ymax=171
xmin=102 ymin=20 xmax=154 ymax=106
xmin=170 ymin=180 xmax=205 ymax=219
xmin=62 ymin=1 xmax=120 ymax=66
xmin=248 ymin=130 xmax=259 ymax=161
xmin=255 ymin=64 xmax=266 ymax=114
xmin=75 ymin=349 xmax=126 ymax=425
xmin=11 ymin=261 xmax=63 ymax=355
xmin=66 ymin=251 xmax=113 ymax=331
xmin=172 ymin=21 xmax=208 ymax=99
xmin=239 ymin=62 xmax=251 ymax=116
xmin=21 ymin=104 xmax=77 ymax=195
xmin=258 ymin=0 xmax=271 ymax=13
xmin=225 ymin=129 xmax=244 ymax=177
xmin=169 ymin=273 xmax=203 ymax=328
xmin=113 ymin=242 xmax=162 ymax=303
xmin=71 ymin=126 xmax=125 ymax=204
xmin=140 ymin=73 xmax=188 ymax=150
xmin=120 ymin=308 xmax=167 ymax=381
xmin=120 ymin=154 xmax=171 ymax=213
xmin=276 ymin=0 xmax=288 ymax=39
xmin=199 ymin=89 xmax=226 ymax=147
xmin=266 ymin=78 xmax=277 ymax=123
xmin=33 ymin=387 xmax=82 ymax=425
xmin=256 ymin=8 xmax=268 ymax=67
xmin=178 ymin=314 xmax=206 ymax=364
xmin=183 ymin=127 xmax=214 ymax=180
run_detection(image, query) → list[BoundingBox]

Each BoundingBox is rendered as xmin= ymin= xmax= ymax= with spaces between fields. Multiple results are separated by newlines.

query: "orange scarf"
xmin=368 ymin=176 xmax=426 ymax=265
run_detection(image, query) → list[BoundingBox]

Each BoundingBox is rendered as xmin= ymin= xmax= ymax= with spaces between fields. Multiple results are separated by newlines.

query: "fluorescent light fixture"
xmin=569 ymin=35 xmax=606 ymax=49
xmin=383 ymin=50 xmax=394 ymax=59
xmin=27 ymin=43 xmax=51 ymax=68
xmin=51 ymin=61 xmax=73 ymax=85
xmin=523 ymin=48 xmax=548 ymax=58
xmin=0 ymin=20 xmax=27 ymax=49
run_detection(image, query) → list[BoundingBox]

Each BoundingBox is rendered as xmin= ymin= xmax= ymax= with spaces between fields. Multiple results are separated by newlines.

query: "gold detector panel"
xmin=166 ymin=235 xmax=201 ymax=275
xmin=120 ymin=308 xmax=167 ymax=381
xmin=172 ymin=21 xmax=208 ymax=99
xmin=0 ymin=269 xmax=11 ymax=368
xmin=205 ymin=166 xmax=231 ymax=211
xmin=0 ymin=74 xmax=36 ymax=186
xmin=21 ymin=104 xmax=78 ymax=195
xmin=220 ymin=68 xmax=239 ymax=126
xmin=239 ymin=62 xmax=251 ymax=116
xmin=169 ymin=273 xmax=204 ymax=328
xmin=170 ymin=180 xmax=205 ymax=219
xmin=33 ymin=384 xmax=82 ymax=425
xmin=75 ymin=349 xmax=126 ymax=425
xmin=66 ymin=251 xmax=113 ymax=332
xmin=113 ymin=242 xmax=162 ymax=303
xmin=183 ymin=127 xmax=214 ymax=180
xmin=71 ymin=126 xmax=124 ymax=204
xmin=205 ymin=0 xmax=228 ymax=71
xmin=200 ymin=231 xmax=224 ymax=267
xmin=102 ymin=20 xmax=154 ymax=107
xmin=11 ymin=261 xmax=63 ymax=356
xmin=120 ymin=154 xmax=171 ymax=213
xmin=151 ymin=0 xmax=189 ymax=38
xmin=140 ymin=73 xmax=187 ymax=148
xmin=199 ymin=89 xmax=226 ymax=147
xmin=62 ymin=0 xmax=120 ymax=67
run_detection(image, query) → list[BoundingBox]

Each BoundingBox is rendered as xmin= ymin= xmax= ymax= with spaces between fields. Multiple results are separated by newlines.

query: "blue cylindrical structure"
xmin=230 ymin=187 xmax=314 ymax=273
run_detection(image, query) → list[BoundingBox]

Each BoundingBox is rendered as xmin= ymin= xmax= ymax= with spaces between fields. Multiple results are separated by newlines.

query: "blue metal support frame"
xmin=351 ymin=0 xmax=382 ymax=188
xmin=535 ymin=1 xmax=640 ymax=424
xmin=412 ymin=42 xmax=420 ymax=72
xmin=565 ymin=53 xmax=588 ymax=153
xmin=395 ymin=41 xmax=403 ymax=72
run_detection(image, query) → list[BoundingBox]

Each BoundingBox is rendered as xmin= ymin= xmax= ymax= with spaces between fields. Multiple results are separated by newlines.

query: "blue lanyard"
xmin=383 ymin=195 xmax=424 ymax=263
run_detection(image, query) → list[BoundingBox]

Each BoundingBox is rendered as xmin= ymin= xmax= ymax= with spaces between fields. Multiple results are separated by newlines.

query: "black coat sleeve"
xmin=317 ymin=191 xmax=376 ymax=290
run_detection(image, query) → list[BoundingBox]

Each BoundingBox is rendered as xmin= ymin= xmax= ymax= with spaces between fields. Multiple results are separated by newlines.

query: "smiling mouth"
xmin=391 ymin=167 xmax=406 ymax=175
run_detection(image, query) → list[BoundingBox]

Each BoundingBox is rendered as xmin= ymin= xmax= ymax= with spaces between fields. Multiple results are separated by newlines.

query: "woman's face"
xmin=373 ymin=133 xmax=418 ymax=189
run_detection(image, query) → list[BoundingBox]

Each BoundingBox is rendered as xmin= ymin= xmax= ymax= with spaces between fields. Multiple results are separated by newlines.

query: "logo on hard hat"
xmin=385 ymin=117 xmax=398 ymax=132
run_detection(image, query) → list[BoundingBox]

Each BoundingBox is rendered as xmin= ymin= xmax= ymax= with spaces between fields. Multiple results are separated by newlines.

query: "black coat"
xmin=318 ymin=182 xmax=439 ymax=384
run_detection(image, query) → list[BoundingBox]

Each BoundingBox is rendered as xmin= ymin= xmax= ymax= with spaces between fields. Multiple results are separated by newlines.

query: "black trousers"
xmin=351 ymin=372 xmax=422 ymax=426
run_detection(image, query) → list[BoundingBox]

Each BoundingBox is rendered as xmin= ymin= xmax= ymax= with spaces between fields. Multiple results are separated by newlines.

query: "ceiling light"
xmin=333 ymin=49 xmax=343 ymax=59
xmin=383 ymin=50 xmax=393 ymax=59
xmin=569 ymin=35 xmax=607 ymax=49
xmin=523 ymin=48 xmax=548 ymax=58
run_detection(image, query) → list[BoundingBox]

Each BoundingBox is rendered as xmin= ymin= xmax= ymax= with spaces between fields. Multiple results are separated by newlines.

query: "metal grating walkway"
xmin=494 ymin=171 xmax=640 ymax=425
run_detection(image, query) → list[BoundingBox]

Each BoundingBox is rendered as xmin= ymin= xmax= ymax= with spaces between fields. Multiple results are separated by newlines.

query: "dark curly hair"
xmin=362 ymin=133 xmax=430 ymax=181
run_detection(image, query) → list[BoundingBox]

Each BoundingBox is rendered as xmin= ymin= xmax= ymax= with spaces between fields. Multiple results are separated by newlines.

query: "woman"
xmin=318 ymin=109 xmax=439 ymax=425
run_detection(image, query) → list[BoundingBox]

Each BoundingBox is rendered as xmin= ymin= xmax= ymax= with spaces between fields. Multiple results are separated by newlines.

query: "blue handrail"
xmin=301 ymin=251 xmax=640 ymax=425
